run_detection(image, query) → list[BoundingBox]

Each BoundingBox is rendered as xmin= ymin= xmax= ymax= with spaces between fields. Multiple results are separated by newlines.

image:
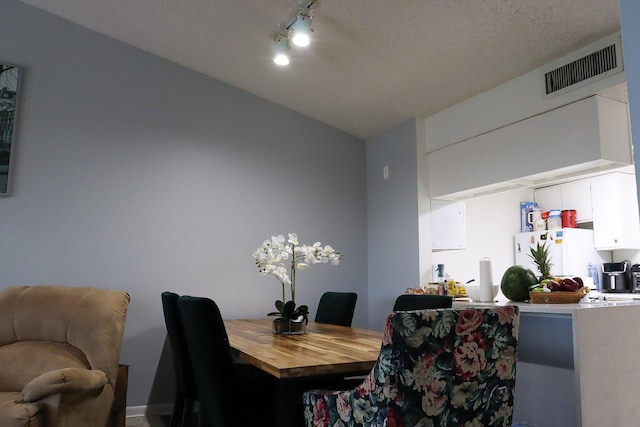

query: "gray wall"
xmin=366 ymin=119 xmax=419 ymax=329
xmin=0 ymin=1 xmax=367 ymax=408
xmin=620 ymin=0 xmax=640 ymax=205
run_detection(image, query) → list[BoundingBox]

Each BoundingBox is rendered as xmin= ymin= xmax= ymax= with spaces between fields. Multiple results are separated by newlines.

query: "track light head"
xmin=291 ymin=14 xmax=312 ymax=47
xmin=273 ymin=34 xmax=290 ymax=66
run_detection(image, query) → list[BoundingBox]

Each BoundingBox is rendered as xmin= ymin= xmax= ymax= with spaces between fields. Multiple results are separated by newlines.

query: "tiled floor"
xmin=125 ymin=415 xmax=167 ymax=427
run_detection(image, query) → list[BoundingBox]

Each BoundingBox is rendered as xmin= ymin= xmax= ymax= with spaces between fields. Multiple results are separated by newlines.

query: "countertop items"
xmin=593 ymin=292 xmax=640 ymax=300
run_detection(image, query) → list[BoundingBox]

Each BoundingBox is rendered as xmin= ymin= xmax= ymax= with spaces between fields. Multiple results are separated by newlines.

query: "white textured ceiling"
xmin=18 ymin=0 xmax=622 ymax=139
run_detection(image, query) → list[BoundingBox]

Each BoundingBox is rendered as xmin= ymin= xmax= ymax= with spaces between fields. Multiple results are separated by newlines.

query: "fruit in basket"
xmin=533 ymin=276 xmax=584 ymax=293
xmin=560 ymin=278 xmax=579 ymax=291
xmin=545 ymin=280 xmax=561 ymax=291
xmin=530 ymin=283 xmax=589 ymax=304
xmin=501 ymin=265 xmax=538 ymax=301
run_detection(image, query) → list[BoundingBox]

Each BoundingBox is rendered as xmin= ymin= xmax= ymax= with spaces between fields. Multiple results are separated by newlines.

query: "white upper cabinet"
xmin=535 ymin=179 xmax=593 ymax=223
xmin=561 ymin=180 xmax=594 ymax=223
xmin=535 ymin=172 xmax=640 ymax=250
xmin=431 ymin=199 xmax=466 ymax=250
xmin=428 ymin=96 xmax=633 ymax=200
xmin=590 ymin=172 xmax=640 ymax=250
xmin=533 ymin=186 xmax=563 ymax=214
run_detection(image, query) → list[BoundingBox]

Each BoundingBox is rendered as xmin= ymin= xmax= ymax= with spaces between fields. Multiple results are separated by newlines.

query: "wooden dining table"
xmin=224 ymin=319 xmax=382 ymax=427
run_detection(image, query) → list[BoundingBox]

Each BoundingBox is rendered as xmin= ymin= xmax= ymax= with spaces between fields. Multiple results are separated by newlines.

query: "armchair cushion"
xmin=0 ymin=285 xmax=129 ymax=427
xmin=22 ymin=368 xmax=108 ymax=402
xmin=0 ymin=286 xmax=129 ymax=389
xmin=0 ymin=393 xmax=43 ymax=427
xmin=0 ymin=342 xmax=88 ymax=392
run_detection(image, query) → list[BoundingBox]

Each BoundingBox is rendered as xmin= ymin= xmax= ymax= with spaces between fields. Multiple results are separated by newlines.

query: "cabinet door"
xmin=534 ymin=186 xmax=562 ymax=212
xmin=535 ymin=179 xmax=593 ymax=222
xmin=616 ymin=173 xmax=640 ymax=248
xmin=561 ymin=179 xmax=593 ymax=222
xmin=431 ymin=199 xmax=466 ymax=250
xmin=591 ymin=174 xmax=622 ymax=248
xmin=591 ymin=173 xmax=640 ymax=249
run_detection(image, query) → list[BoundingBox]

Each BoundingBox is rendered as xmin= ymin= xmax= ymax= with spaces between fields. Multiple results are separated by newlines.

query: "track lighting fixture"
xmin=273 ymin=34 xmax=290 ymax=66
xmin=291 ymin=13 xmax=312 ymax=47
xmin=272 ymin=0 xmax=317 ymax=66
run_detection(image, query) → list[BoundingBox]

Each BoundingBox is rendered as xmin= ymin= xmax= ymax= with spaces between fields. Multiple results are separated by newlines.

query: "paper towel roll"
xmin=479 ymin=258 xmax=494 ymax=302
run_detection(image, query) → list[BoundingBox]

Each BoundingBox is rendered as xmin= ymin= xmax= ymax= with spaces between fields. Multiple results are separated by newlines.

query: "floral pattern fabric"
xmin=303 ymin=307 xmax=520 ymax=427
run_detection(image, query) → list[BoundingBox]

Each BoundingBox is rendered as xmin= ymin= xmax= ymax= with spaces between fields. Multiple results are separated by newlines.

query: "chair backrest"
xmin=304 ymin=307 xmax=520 ymax=426
xmin=177 ymin=296 xmax=238 ymax=427
xmin=314 ymin=291 xmax=358 ymax=326
xmin=392 ymin=294 xmax=452 ymax=311
xmin=161 ymin=292 xmax=198 ymax=399
xmin=384 ymin=307 xmax=519 ymax=425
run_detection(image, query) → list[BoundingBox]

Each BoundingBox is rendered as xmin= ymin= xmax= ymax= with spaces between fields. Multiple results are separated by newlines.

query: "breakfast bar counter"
xmin=454 ymin=299 xmax=640 ymax=426
xmin=456 ymin=297 xmax=640 ymax=313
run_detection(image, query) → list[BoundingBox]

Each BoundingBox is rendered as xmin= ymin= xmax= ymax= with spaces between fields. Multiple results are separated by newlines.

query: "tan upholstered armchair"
xmin=0 ymin=285 xmax=130 ymax=427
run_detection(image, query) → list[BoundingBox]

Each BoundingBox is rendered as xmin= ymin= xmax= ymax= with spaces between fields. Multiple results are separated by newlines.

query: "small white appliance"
xmin=514 ymin=228 xmax=611 ymax=288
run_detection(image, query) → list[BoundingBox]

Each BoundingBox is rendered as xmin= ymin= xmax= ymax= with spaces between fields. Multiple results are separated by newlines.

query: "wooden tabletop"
xmin=224 ymin=319 xmax=382 ymax=379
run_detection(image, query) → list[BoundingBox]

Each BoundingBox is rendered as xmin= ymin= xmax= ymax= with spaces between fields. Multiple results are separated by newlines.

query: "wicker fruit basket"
xmin=529 ymin=286 xmax=590 ymax=304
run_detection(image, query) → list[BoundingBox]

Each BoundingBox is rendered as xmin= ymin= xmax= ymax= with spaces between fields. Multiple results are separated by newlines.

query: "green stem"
xmin=281 ymin=280 xmax=285 ymax=304
xmin=290 ymin=242 xmax=296 ymax=303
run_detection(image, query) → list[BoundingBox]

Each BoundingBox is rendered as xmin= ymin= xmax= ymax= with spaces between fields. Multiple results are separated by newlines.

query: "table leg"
xmin=275 ymin=378 xmax=304 ymax=427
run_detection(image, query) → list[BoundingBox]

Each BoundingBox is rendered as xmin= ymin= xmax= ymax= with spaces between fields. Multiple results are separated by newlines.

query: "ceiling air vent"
xmin=542 ymin=36 xmax=623 ymax=98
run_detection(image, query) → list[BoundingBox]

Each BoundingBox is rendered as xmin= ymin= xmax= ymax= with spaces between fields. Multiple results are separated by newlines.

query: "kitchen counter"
xmin=455 ymin=298 xmax=640 ymax=426
xmin=455 ymin=297 xmax=640 ymax=313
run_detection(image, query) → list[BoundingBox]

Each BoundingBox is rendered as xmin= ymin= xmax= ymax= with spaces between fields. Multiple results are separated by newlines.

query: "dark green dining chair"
xmin=305 ymin=291 xmax=360 ymax=393
xmin=314 ymin=291 xmax=358 ymax=327
xmin=392 ymin=294 xmax=453 ymax=311
xmin=177 ymin=295 xmax=274 ymax=427
xmin=161 ymin=291 xmax=198 ymax=427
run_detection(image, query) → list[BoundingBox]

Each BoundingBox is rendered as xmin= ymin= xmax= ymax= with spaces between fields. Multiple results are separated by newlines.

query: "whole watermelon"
xmin=501 ymin=265 xmax=538 ymax=301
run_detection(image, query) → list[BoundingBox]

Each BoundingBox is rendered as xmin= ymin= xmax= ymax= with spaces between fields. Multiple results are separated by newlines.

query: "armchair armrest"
xmin=21 ymin=368 xmax=108 ymax=402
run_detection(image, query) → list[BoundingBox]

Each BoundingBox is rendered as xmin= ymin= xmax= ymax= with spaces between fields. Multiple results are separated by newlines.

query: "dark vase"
xmin=272 ymin=316 xmax=307 ymax=335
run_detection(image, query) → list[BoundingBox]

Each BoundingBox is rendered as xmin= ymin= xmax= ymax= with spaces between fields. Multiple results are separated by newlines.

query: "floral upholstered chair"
xmin=303 ymin=307 xmax=520 ymax=427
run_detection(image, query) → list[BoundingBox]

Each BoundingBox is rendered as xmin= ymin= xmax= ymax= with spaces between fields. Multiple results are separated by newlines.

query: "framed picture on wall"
xmin=0 ymin=63 xmax=21 ymax=196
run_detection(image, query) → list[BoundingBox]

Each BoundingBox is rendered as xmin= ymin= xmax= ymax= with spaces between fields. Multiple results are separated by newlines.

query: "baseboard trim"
xmin=126 ymin=404 xmax=173 ymax=418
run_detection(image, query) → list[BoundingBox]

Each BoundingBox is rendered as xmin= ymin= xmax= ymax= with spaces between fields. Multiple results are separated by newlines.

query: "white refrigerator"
xmin=514 ymin=228 xmax=611 ymax=287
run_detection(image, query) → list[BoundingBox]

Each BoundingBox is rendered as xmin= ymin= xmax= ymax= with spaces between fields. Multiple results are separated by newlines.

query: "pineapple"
xmin=528 ymin=242 xmax=553 ymax=281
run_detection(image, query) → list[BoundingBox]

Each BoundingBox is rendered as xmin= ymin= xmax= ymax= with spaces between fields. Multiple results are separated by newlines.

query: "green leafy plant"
xmin=528 ymin=241 xmax=553 ymax=281
xmin=269 ymin=300 xmax=309 ymax=322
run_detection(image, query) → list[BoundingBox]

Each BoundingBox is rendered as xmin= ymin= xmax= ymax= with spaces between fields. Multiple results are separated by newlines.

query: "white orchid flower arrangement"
xmin=253 ymin=233 xmax=343 ymax=320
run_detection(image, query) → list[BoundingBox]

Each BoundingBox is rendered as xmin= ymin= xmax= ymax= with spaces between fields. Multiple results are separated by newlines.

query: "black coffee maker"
xmin=601 ymin=261 xmax=632 ymax=293
xmin=631 ymin=264 xmax=640 ymax=293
